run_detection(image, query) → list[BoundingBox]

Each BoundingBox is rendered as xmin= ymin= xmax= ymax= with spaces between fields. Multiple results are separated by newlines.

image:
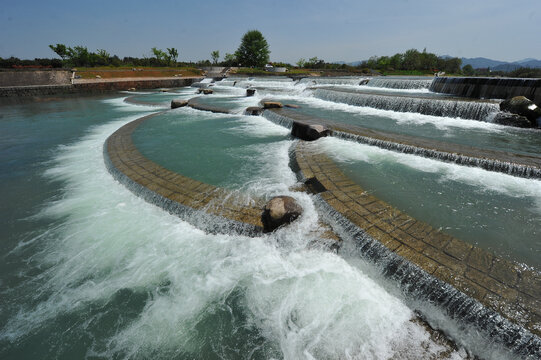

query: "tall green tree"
xmin=211 ymin=50 xmax=220 ymax=65
xmin=235 ymin=30 xmax=270 ymax=67
xmin=49 ymin=44 xmax=68 ymax=60
xmin=167 ymin=48 xmax=178 ymax=65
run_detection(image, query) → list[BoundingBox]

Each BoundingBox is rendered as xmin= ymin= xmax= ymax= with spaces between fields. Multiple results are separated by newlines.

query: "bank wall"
xmin=430 ymin=77 xmax=541 ymax=105
xmin=0 ymin=77 xmax=202 ymax=97
xmin=0 ymin=69 xmax=72 ymax=87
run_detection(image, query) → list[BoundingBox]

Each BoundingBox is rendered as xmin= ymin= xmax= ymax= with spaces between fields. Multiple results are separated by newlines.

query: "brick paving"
xmin=104 ymin=111 xmax=264 ymax=235
xmin=294 ymin=140 xmax=541 ymax=337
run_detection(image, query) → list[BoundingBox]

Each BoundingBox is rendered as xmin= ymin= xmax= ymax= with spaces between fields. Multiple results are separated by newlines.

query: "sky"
xmin=1 ymin=0 xmax=540 ymax=64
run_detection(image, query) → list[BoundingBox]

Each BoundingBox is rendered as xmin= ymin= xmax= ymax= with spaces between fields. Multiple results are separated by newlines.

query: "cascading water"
xmin=0 ymin=95 xmax=468 ymax=359
xmin=314 ymin=88 xmax=501 ymax=121
xmin=365 ymin=77 xmax=433 ymax=90
xmin=2 ymin=76 xmax=540 ymax=359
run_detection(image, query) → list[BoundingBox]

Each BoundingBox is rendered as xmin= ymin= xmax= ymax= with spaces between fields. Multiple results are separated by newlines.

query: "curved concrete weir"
xmin=104 ymin=111 xmax=263 ymax=236
xmin=292 ymin=141 xmax=541 ymax=357
xmin=264 ymin=107 xmax=541 ymax=179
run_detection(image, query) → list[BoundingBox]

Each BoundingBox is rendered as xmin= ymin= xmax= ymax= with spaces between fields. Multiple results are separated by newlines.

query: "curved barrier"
xmin=292 ymin=141 xmax=541 ymax=357
xmin=263 ymin=108 xmax=541 ymax=179
xmin=104 ymin=111 xmax=263 ymax=236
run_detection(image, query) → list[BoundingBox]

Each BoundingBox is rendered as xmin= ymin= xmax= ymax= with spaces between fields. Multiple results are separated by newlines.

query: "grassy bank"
xmin=75 ymin=66 xmax=202 ymax=79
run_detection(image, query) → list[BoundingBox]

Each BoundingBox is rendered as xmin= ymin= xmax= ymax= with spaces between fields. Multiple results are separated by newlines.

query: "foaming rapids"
xmin=1 ymin=111 xmax=465 ymax=359
xmin=314 ymin=88 xmax=500 ymax=121
xmin=365 ymin=77 xmax=433 ymax=90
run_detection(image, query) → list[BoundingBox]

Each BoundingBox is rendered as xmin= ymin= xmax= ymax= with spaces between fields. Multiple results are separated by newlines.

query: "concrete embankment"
xmin=0 ymin=77 xmax=203 ymax=97
xmin=430 ymin=77 xmax=541 ymax=105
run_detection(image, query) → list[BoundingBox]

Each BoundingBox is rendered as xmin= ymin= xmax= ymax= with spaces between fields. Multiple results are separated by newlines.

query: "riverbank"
xmin=0 ymin=76 xmax=202 ymax=98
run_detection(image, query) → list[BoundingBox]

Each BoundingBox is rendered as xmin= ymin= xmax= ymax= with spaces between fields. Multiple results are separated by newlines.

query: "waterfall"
xmin=310 ymin=195 xmax=541 ymax=359
xmin=430 ymin=77 xmax=541 ymax=105
xmin=365 ymin=77 xmax=433 ymax=90
xmin=262 ymin=110 xmax=541 ymax=179
xmin=314 ymin=88 xmax=500 ymax=121
xmin=298 ymin=77 xmax=367 ymax=86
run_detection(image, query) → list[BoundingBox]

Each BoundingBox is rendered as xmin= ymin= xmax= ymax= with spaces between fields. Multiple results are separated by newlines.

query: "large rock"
xmin=246 ymin=88 xmax=256 ymax=97
xmin=261 ymin=196 xmax=303 ymax=232
xmin=171 ymin=99 xmax=188 ymax=109
xmin=491 ymin=113 xmax=531 ymax=128
xmin=291 ymin=121 xmax=331 ymax=141
xmin=245 ymin=106 xmax=263 ymax=116
xmin=263 ymin=101 xmax=283 ymax=109
xmin=500 ymin=96 xmax=541 ymax=127
xmin=197 ymin=88 xmax=214 ymax=95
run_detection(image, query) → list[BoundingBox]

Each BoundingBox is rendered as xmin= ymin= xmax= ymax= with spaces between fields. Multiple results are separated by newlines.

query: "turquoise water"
xmin=281 ymin=97 xmax=541 ymax=157
xmin=3 ymin=77 xmax=540 ymax=358
xmin=313 ymin=138 xmax=541 ymax=268
xmin=2 ymin=92 xmax=472 ymax=359
xmin=133 ymin=109 xmax=290 ymax=190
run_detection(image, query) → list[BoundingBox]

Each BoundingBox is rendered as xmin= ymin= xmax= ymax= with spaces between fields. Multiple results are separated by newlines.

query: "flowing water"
xmin=1 ymin=76 xmax=539 ymax=359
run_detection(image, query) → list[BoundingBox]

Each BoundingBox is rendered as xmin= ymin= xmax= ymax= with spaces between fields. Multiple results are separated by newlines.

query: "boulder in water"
xmin=359 ymin=79 xmax=369 ymax=85
xmin=263 ymin=101 xmax=283 ymax=109
xmin=500 ymin=96 xmax=541 ymax=127
xmin=245 ymin=106 xmax=263 ymax=115
xmin=197 ymin=88 xmax=214 ymax=95
xmin=261 ymin=196 xmax=303 ymax=232
xmin=285 ymin=104 xmax=300 ymax=109
xmin=492 ymin=113 xmax=531 ymax=128
xmin=246 ymin=88 xmax=256 ymax=97
xmin=291 ymin=121 xmax=331 ymax=141
xmin=171 ymin=99 xmax=188 ymax=109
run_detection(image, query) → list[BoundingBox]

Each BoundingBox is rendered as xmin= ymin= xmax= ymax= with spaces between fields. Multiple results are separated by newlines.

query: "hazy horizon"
xmin=1 ymin=0 xmax=540 ymax=64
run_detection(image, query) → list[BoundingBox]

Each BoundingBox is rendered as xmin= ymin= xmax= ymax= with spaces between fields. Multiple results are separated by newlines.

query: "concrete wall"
xmin=0 ymin=77 xmax=202 ymax=97
xmin=430 ymin=77 xmax=541 ymax=105
xmin=0 ymin=69 xmax=72 ymax=86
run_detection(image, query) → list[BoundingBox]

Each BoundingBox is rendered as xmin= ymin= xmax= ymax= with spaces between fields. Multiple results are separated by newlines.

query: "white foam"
xmin=319 ymin=137 xmax=541 ymax=210
xmin=1 ymin=106 xmax=463 ymax=359
xmin=298 ymin=95 xmax=505 ymax=131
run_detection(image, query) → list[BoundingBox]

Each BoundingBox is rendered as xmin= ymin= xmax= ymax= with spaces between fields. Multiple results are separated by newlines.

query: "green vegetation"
xmin=234 ymin=30 xmax=270 ymax=67
xmin=3 ymin=42 xmax=540 ymax=78
xmin=211 ymin=50 xmax=220 ymax=65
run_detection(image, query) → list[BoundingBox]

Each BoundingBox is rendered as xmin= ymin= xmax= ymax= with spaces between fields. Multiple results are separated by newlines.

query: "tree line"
xmin=1 ymin=31 xmax=539 ymax=77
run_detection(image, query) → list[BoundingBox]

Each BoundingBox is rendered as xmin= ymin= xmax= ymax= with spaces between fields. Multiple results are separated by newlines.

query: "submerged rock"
xmin=500 ymin=96 xmax=541 ymax=127
xmin=261 ymin=196 xmax=303 ymax=232
xmin=285 ymin=104 xmax=301 ymax=109
xmin=291 ymin=121 xmax=331 ymax=141
xmin=492 ymin=113 xmax=531 ymax=128
xmin=171 ymin=99 xmax=188 ymax=109
xmin=263 ymin=101 xmax=283 ymax=109
xmin=246 ymin=88 xmax=256 ymax=97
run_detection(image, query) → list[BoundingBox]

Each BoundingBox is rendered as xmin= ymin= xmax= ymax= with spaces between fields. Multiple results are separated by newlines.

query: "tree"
xmin=462 ymin=64 xmax=475 ymax=76
xmin=151 ymin=47 xmax=167 ymax=61
xmin=49 ymin=44 xmax=68 ymax=60
xmin=296 ymin=58 xmax=306 ymax=68
xmin=223 ymin=53 xmax=237 ymax=66
xmin=235 ymin=30 xmax=270 ymax=67
xmin=167 ymin=48 xmax=178 ymax=65
xmin=211 ymin=50 xmax=220 ymax=65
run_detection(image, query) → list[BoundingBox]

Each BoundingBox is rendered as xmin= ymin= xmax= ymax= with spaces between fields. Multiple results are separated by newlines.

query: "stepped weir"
xmin=430 ymin=77 xmax=541 ymax=105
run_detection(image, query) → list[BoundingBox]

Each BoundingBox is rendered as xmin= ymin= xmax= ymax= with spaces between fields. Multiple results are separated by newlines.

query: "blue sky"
xmin=1 ymin=0 xmax=540 ymax=63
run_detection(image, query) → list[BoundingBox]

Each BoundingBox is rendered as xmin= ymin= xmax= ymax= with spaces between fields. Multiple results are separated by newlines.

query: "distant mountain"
xmin=333 ymin=56 xmax=541 ymax=72
xmin=461 ymin=57 xmax=541 ymax=71
xmin=460 ymin=57 xmax=508 ymax=69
